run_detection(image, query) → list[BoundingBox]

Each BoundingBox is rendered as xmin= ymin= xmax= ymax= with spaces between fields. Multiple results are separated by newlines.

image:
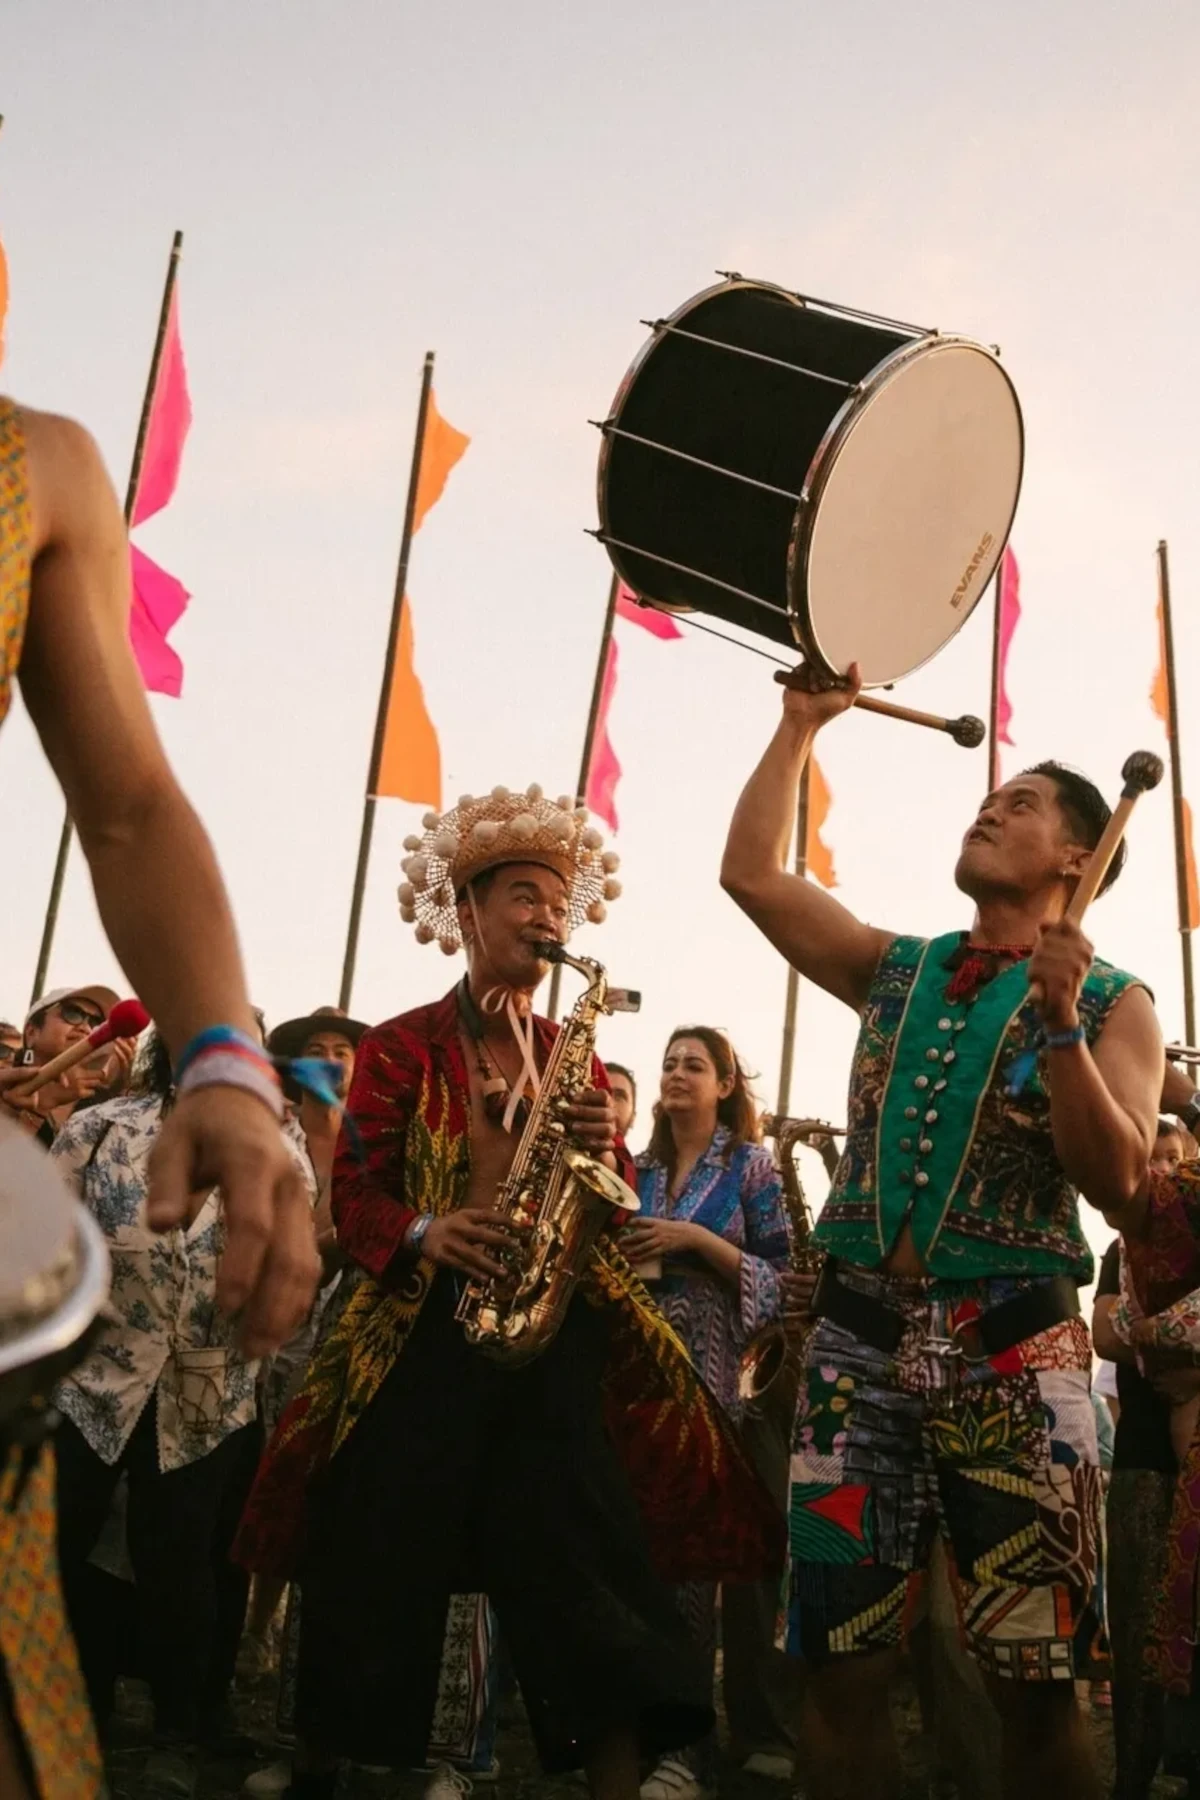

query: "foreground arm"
xmin=1029 ymin=921 xmax=1161 ymax=1225
xmin=720 ymin=664 xmax=892 ymax=1012
xmin=17 ymin=407 xmax=316 ymax=1351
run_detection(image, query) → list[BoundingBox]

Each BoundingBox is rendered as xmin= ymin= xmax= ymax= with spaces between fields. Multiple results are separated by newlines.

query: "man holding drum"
xmin=722 ymin=662 xmax=1162 ymax=1800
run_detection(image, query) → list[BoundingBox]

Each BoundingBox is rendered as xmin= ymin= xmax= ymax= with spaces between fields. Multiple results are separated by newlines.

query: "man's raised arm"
xmin=720 ymin=663 xmax=892 ymax=1013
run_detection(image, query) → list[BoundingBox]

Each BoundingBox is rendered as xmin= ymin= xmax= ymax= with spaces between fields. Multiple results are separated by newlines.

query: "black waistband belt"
xmin=812 ymin=1265 xmax=1080 ymax=1361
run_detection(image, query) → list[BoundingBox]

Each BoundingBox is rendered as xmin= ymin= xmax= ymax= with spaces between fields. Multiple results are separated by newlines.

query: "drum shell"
xmin=599 ymin=281 xmax=913 ymax=651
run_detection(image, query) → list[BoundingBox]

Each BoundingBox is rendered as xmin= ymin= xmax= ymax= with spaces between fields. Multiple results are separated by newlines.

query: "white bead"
xmin=574 ymin=806 xmax=589 ymax=821
xmin=438 ymin=937 xmax=458 ymax=955
xmin=603 ymin=878 xmax=622 ymax=900
xmin=601 ymin=850 xmax=620 ymax=873
xmin=491 ymin=785 xmax=510 ymax=800
xmin=581 ymin=826 xmax=603 ymax=850
xmin=557 ymin=794 xmax=574 ymax=812
xmin=407 ymin=854 xmax=429 ymax=884
xmin=399 ymin=904 xmax=417 ymax=924
xmin=457 ymin=794 xmax=474 ymax=809
xmin=403 ymin=834 xmax=422 ymax=852
xmin=511 ymin=812 xmax=539 ymax=840
xmin=586 ymin=900 xmax=608 ymax=924
xmin=422 ymin=810 xmax=441 ymax=830
xmin=397 ymin=883 xmax=416 ymax=907
xmin=526 ymin=782 xmax=544 ymax=802
xmin=474 ymin=819 xmax=501 ymax=844
xmin=550 ymin=813 xmax=575 ymax=842
xmin=415 ymin=922 xmax=435 ymax=945
xmin=431 ymin=830 xmax=459 ymax=859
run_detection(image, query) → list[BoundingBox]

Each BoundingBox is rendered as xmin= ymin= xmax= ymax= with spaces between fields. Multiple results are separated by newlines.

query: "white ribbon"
xmin=480 ymin=986 xmax=542 ymax=1133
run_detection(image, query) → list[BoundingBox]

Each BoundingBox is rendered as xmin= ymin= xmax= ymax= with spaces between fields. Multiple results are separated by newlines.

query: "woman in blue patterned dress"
xmin=624 ymin=1027 xmax=794 ymax=1800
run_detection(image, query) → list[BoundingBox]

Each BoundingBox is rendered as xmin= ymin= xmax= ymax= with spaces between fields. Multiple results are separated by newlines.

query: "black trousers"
xmin=55 ymin=1399 xmax=262 ymax=1738
xmin=298 ymin=1274 xmax=713 ymax=1772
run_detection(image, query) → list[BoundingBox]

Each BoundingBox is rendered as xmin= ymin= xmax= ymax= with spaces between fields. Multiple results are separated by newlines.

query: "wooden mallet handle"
xmin=10 ymin=1000 xmax=150 ymax=1102
xmin=1064 ymin=751 xmax=1164 ymax=926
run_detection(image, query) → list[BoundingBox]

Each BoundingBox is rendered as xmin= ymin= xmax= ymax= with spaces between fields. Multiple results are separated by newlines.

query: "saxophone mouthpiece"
xmin=533 ymin=941 xmax=567 ymax=964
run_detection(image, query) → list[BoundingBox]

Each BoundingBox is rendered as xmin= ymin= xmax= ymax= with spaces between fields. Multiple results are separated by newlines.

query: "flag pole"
xmin=775 ymin=762 xmax=811 ymax=1116
xmin=987 ymin=562 xmax=1003 ymax=795
xmin=339 ymin=352 xmax=435 ymax=1011
xmin=30 ymin=229 xmax=184 ymax=1007
xmin=546 ymin=570 xmax=620 ymax=1023
xmin=1157 ymin=540 xmax=1198 ymax=1058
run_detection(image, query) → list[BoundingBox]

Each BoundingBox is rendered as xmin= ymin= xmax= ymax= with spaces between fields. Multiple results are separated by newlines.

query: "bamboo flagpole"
xmin=30 ymin=229 xmax=184 ymax=1007
xmin=546 ymin=571 xmax=621 ymax=1023
xmin=339 ymin=352 xmax=435 ymax=1011
xmin=775 ymin=763 xmax=811 ymax=1116
xmin=1156 ymin=540 xmax=1198 ymax=1054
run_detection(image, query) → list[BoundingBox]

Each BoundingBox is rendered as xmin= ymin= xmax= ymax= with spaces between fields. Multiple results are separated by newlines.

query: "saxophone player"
xmin=236 ymin=784 xmax=783 ymax=1800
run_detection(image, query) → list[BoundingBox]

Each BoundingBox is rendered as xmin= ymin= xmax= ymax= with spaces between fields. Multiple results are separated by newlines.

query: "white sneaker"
xmin=243 ymin=1764 xmax=291 ymax=1797
xmin=639 ymin=1756 xmax=709 ymax=1800
xmin=742 ymin=1752 xmax=794 ymax=1780
xmin=424 ymin=1764 xmax=473 ymax=1800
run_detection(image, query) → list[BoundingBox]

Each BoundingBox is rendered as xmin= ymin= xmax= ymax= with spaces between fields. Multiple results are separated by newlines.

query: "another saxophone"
xmin=736 ymin=1114 xmax=840 ymax=1407
xmin=455 ymin=943 xmax=641 ymax=1366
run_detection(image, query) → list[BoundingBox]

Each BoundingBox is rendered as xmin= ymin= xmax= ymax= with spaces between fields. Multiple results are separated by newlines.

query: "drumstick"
xmin=10 ymin=999 xmax=151 ymax=1102
xmin=1064 ymin=751 xmax=1164 ymax=925
xmin=771 ymin=671 xmax=984 ymax=749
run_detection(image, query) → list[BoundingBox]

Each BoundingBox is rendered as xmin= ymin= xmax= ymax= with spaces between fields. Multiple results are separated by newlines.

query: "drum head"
xmin=791 ymin=340 xmax=1022 ymax=687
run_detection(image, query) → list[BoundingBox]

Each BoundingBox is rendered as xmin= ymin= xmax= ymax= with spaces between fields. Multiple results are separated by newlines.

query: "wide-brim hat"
xmin=397 ymin=783 xmax=622 ymax=955
xmin=25 ymin=984 xmax=121 ymax=1030
xmin=267 ymin=1006 xmax=371 ymax=1062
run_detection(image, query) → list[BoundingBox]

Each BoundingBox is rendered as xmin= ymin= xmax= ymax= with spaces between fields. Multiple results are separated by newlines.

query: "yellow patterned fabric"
xmin=0 ymin=1444 xmax=104 ymax=1798
xmin=0 ymin=398 xmax=31 ymax=731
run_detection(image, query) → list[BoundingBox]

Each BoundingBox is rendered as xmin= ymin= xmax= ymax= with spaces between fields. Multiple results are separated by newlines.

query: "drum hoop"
xmin=0 ymin=1207 xmax=109 ymax=1378
xmin=785 ymin=336 xmax=1024 ymax=686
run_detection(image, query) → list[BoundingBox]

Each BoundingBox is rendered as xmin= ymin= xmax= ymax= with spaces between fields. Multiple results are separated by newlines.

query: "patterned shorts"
xmin=786 ymin=1267 xmax=1101 ymax=1682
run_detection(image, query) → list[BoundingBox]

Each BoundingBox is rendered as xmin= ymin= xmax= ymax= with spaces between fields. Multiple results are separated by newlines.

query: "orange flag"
xmin=373 ymin=389 xmax=469 ymax=807
xmin=1152 ymin=591 xmax=1171 ymax=730
xmin=413 ymin=392 xmax=470 ymax=534
xmin=1183 ymin=799 xmax=1200 ymax=931
xmin=375 ymin=602 xmax=442 ymax=805
xmin=805 ymin=756 xmax=838 ymax=888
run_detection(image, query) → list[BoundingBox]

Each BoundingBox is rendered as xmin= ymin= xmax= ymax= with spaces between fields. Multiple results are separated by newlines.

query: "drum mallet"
xmin=10 ymin=999 xmax=151 ymax=1102
xmin=1007 ymin=751 xmax=1163 ymax=1092
xmin=772 ymin=670 xmax=985 ymax=748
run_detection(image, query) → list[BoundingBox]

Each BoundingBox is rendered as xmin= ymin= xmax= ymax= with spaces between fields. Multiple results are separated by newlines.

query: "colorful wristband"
xmin=175 ymin=1025 xmax=267 ymax=1085
xmin=177 ymin=1048 xmax=284 ymax=1121
xmin=1044 ymin=1025 xmax=1086 ymax=1051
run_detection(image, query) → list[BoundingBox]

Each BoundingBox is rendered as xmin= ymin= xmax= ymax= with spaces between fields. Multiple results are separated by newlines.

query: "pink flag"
xmin=995 ymin=547 xmax=1021 ymax=747
xmin=615 ymin=581 xmax=683 ymax=641
xmin=129 ymin=545 xmax=189 ymax=698
xmin=132 ymin=290 xmax=192 ymax=526
xmin=585 ymin=638 xmax=622 ymax=832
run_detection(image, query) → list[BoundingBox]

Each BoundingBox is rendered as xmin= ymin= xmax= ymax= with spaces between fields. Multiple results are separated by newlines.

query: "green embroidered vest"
xmin=811 ymin=931 xmax=1144 ymax=1281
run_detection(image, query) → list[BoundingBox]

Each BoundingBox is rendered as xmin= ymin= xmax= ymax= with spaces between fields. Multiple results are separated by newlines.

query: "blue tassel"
xmin=1006 ymin=1042 xmax=1041 ymax=1098
xmin=272 ymin=1055 xmax=366 ymax=1162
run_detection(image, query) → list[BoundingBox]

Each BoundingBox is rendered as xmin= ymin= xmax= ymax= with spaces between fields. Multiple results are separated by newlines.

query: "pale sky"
xmin=4 ymin=2 xmax=1200 ymax=1256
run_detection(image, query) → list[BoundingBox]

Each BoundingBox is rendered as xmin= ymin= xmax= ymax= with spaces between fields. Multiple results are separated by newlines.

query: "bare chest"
xmin=460 ymin=1028 xmax=538 ymax=1212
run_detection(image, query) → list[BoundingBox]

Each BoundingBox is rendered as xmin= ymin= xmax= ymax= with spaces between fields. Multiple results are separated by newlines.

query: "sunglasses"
xmin=0 ymin=1043 xmax=19 ymax=1067
xmin=55 ymin=1000 xmax=106 ymax=1029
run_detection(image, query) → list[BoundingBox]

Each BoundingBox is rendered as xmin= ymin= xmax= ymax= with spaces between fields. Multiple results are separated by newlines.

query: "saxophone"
xmin=736 ymin=1114 xmax=841 ymax=1407
xmin=455 ymin=943 xmax=641 ymax=1366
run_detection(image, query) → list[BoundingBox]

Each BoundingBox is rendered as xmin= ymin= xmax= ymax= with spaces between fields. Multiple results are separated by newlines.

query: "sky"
xmin=3 ymin=2 xmax=1200 ymax=1248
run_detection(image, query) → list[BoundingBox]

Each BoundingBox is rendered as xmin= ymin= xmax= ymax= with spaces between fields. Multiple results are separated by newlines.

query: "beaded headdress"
xmin=397 ymin=783 xmax=622 ymax=954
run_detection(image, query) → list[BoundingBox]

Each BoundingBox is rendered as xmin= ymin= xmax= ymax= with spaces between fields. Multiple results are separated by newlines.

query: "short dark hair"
xmin=606 ymin=1062 xmax=636 ymax=1101
xmin=1022 ymin=760 xmax=1125 ymax=895
xmin=1157 ymin=1116 xmax=1184 ymax=1141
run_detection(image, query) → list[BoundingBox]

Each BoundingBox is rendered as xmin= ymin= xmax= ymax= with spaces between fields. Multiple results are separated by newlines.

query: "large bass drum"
xmin=595 ymin=277 xmax=1023 ymax=688
xmin=0 ymin=1126 xmax=109 ymax=1443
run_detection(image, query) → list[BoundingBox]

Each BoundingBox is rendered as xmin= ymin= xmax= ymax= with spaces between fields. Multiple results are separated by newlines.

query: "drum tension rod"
xmin=711 ymin=271 xmax=934 ymax=338
xmin=589 ymin=420 xmax=801 ymax=503
xmin=638 ymin=320 xmax=855 ymax=391
xmin=586 ymin=530 xmax=791 ymax=621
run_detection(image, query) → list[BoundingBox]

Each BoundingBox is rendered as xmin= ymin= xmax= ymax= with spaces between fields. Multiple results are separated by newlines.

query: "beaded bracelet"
xmin=1044 ymin=1025 xmax=1086 ymax=1051
xmin=404 ymin=1214 xmax=434 ymax=1258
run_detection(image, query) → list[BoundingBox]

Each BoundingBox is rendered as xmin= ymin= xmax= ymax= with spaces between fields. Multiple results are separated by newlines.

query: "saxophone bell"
xmin=737 ymin=1116 xmax=835 ymax=1410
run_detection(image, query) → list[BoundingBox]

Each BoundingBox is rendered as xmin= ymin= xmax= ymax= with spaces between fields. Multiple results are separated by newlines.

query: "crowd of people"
xmin=4 ymin=387 xmax=1200 ymax=1800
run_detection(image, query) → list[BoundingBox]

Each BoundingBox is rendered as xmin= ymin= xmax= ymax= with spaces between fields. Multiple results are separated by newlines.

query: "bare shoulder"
xmin=1100 ymin=980 xmax=1162 ymax=1051
xmin=12 ymin=402 xmax=120 ymax=556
